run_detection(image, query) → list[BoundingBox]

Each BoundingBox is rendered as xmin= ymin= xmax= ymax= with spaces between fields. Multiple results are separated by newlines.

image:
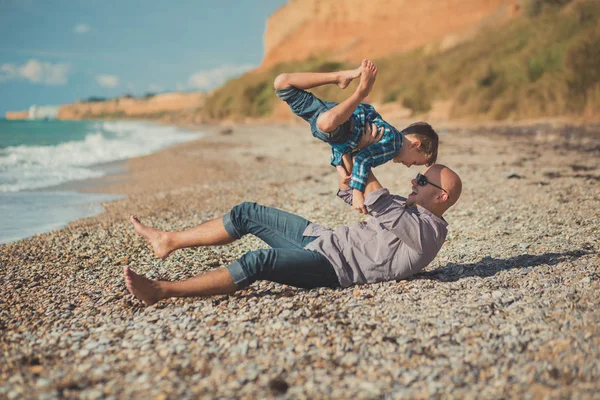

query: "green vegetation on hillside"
xmin=201 ymin=0 xmax=599 ymax=121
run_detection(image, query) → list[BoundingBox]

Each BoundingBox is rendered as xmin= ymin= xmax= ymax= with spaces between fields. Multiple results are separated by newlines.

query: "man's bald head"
xmin=408 ymin=164 xmax=462 ymax=217
xmin=429 ymin=164 xmax=462 ymax=210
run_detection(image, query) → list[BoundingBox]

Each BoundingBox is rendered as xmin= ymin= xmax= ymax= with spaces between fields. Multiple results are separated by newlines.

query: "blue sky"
xmin=0 ymin=0 xmax=288 ymax=115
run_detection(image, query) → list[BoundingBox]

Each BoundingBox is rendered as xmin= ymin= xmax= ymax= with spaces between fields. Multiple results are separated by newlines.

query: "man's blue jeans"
xmin=222 ymin=202 xmax=340 ymax=290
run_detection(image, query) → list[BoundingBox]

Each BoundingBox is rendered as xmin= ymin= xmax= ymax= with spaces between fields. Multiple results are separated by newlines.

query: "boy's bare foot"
xmin=130 ymin=215 xmax=172 ymax=259
xmin=336 ymin=63 xmax=363 ymax=89
xmin=124 ymin=267 xmax=163 ymax=306
xmin=357 ymin=59 xmax=377 ymax=97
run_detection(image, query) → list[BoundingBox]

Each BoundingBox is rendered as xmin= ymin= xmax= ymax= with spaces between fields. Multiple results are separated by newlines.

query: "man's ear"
xmin=411 ymin=138 xmax=422 ymax=149
xmin=436 ymin=191 xmax=449 ymax=203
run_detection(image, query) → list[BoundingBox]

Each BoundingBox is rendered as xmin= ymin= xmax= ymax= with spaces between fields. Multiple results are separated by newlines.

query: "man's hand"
xmin=336 ymin=164 xmax=351 ymax=184
xmin=352 ymin=189 xmax=367 ymax=214
xmin=357 ymin=123 xmax=384 ymax=150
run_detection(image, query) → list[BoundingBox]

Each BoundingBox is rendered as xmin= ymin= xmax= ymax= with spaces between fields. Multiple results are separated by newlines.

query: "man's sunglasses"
xmin=416 ymin=173 xmax=447 ymax=193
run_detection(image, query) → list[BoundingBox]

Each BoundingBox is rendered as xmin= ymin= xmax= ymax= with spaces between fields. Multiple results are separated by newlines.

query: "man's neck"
xmin=417 ymin=202 xmax=445 ymax=218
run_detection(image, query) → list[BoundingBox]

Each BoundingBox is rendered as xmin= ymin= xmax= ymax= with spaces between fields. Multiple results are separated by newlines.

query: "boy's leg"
xmin=316 ymin=59 xmax=378 ymax=133
xmin=273 ymin=63 xmax=362 ymax=137
xmin=273 ymin=66 xmax=361 ymax=91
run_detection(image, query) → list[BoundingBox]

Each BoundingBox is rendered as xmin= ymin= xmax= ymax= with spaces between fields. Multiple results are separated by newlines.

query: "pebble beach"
xmin=1 ymin=120 xmax=599 ymax=399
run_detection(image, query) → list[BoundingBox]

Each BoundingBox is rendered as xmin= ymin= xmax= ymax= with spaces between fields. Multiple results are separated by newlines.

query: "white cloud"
xmin=188 ymin=64 xmax=254 ymax=91
xmin=0 ymin=59 xmax=70 ymax=85
xmin=73 ymin=23 xmax=91 ymax=34
xmin=96 ymin=74 xmax=119 ymax=88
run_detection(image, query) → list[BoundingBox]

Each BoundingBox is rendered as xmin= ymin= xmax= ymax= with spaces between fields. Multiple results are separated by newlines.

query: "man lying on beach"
xmin=274 ymin=59 xmax=439 ymax=214
xmin=124 ymin=148 xmax=462 ymax=306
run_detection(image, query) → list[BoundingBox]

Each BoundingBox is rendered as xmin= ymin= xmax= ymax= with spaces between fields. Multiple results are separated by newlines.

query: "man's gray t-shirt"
xmin=303 ymin=188 xmax=448 ymax=287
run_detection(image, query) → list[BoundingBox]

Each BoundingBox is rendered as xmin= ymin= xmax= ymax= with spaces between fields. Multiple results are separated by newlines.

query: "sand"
xmin=1 ymin=119 xmax=599 ymax=398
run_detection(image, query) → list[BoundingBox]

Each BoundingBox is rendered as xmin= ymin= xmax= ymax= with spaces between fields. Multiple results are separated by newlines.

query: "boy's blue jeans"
xmin=222 ymin=202 xmax=340 ymax=290
xmin=276 ymin=86 xmax=352 ymax=144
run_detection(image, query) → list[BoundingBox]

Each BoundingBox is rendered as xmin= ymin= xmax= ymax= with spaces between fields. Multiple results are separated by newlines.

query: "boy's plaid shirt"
xmin=330 ymin=103 xmax=403 ymax=192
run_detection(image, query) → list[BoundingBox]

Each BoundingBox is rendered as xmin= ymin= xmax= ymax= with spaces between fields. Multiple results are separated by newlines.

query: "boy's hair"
xmin=401 ymin=122 xmax=438 ymax=166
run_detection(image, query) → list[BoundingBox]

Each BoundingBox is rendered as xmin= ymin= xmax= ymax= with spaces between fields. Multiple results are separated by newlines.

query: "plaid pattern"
xmin=330 ymin=103 xmax=403 ymax=192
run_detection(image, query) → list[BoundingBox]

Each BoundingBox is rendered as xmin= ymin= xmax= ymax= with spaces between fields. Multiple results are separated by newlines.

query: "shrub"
xmin=402 ymin=83 xmax=431 ymax=113
xmin=565 ymin=28 xmax=600 ymax=109
xmin=383 ymin=90 xmax=400 ymax=103
xmin=525 ymin=0 xmax=572 ymax=17
xmin=526 ymin=49 xmax=562 ymax=82
xmin=574 ymin=0 xmax=600 ymax=24
xmin=84 ymin=96 xmax=106 ymax=103
xmin=478 ymin=66 xmax=499 ymax=87
xmin=246 ymin=81 xmax=274 ymax=117
xmin=313 ymin=61 xmax=347 ymax=72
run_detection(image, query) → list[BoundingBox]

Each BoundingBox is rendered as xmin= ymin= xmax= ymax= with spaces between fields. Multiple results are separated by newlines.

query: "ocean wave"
xmin=0 ymin=121 xmax=203 ymax=192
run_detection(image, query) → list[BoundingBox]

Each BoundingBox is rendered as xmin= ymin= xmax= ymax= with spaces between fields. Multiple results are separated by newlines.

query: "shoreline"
xmin=4 ymin=116 xmax=597 ymax=242
xmin=0 ymin=121 xmax=211 ymax=244
xmin=1 ymin=118 xmax=599 ymax=398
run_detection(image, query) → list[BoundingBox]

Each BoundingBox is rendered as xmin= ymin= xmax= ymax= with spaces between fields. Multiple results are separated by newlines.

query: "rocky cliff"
xmin=5 ymin=111 xmax=29 ymax=120
xmin=57 ymin=92 xmax=206 ymax=120
xmin=260 ymin=0 xmax=520 ymax=69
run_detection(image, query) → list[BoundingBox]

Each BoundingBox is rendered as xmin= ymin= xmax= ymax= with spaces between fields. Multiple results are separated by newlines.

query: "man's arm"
xmin=338 ymin=139 xmax=436 ymax=253
xmin=337 ymin=158 xmax=383 ymax=207
xmin=338 ymin=153 xmax=353 ymax=190
xmin=364 ymin=170 xmax=383 ymax=194
xmin=349 ymin=130 xmax=399 ymax=193
xmin=337 ymin=124 xmax=384 ymax=208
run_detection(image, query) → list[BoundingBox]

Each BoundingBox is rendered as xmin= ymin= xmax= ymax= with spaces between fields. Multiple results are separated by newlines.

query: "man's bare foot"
xmin=124 ymin=266 xmax=163 ymax=306
xmin=130 ymin=216 xmax=173 ymax=259
xmin=357 ymin=59 xmax=377 ymax=97
xmin=336 ymin=62 xmax=363 ymax=89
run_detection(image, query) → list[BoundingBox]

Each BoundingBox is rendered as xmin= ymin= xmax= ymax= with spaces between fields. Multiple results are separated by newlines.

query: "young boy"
xmin=273 ymin=59 xmax=438 ymax=213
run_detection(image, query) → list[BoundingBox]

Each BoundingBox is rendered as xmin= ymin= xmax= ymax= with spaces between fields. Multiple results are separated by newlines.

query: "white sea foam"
xmin=0 ymin=121 xmax=203 ymax=192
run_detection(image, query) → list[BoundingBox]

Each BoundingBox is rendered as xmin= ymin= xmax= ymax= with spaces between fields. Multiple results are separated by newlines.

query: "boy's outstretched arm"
xmin=316 ymin=60 xmax=378 ymax=133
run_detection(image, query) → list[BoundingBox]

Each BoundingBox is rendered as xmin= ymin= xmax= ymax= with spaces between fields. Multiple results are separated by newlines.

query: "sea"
xmin=0 ymin=119 xmax=203 ymax=244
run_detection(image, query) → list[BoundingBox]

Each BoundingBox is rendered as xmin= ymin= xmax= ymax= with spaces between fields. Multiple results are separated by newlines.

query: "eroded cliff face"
xmin=261 ymin=0 xmax=519 ymax=69
xmin=57 ymin=92 xmax=206 ymax=120
xmin=5 ymin=111 xmax=29 ymax=120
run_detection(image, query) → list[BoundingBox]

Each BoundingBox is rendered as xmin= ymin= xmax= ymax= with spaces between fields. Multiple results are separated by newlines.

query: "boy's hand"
xmin=352 ymin=189 xmax=367 ymax=214
xmin=335 ymin=164 xmax=351 ymax=184
xmin=358 ymin=123 xmax=384 ymax=150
